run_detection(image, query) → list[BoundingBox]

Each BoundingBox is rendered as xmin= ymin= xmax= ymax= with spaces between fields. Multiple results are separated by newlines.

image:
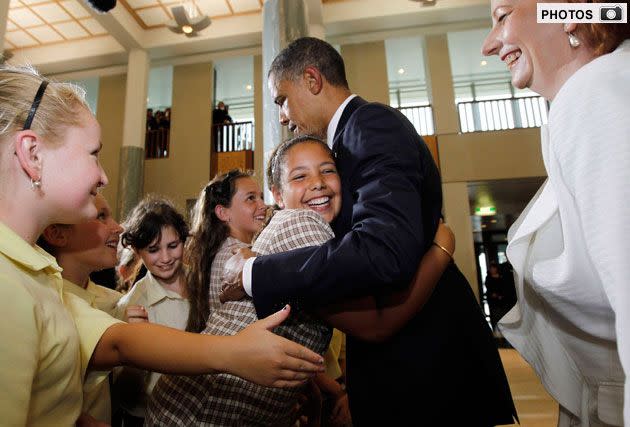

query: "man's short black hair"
xmin=268 ymin=37 xmax=349 ymax=89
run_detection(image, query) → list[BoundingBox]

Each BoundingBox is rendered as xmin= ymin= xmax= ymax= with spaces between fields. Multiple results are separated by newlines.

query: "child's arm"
xmin=319 ymin=222 xmax=454 ymax=342
xmin=90 ymin=305 xmax=324 ymax=388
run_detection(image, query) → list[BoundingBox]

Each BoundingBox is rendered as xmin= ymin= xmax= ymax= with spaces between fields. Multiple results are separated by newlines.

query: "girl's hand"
xmin=125 ymin=305 xmax=149 ymax=323
xmin=227 ymin=305 xmax=325 ymax=387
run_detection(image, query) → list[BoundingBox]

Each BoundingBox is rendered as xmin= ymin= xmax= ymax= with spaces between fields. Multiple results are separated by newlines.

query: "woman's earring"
xmin=568 ymin=32 xmax=580 ymax=48
xmin=30 ymin=177 xmax=41 ymax=190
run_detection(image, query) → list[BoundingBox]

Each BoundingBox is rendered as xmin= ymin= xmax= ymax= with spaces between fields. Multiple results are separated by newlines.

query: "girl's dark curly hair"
xmin=121 ymin=196 xmax=189 ymax=251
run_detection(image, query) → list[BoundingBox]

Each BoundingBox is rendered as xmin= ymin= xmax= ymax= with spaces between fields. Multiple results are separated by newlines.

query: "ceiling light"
xmin=167 ymin=4 xmax=211 ymax=38
xmin=245 ymin=84 xmax=252 ymax=90
xmin=398 ymin=68 xmax=405 ymax=75
xmin=480 ymin=60 xmax=487 ymax=66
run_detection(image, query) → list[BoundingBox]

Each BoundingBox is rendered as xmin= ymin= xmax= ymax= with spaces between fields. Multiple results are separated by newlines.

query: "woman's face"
xmin=274 ymin=142 xmax=342 ymax=224
xmin=137 ymin=225 xmax=184 ymax=284
xmin=482 ymin=0 xmax=568 ymax=98
xmin=223 ymin=177 xmax=266 ymax=243
xmin=41 ymin=110 xmax=108 ymax=223
xmin=64 ymin=194 xmax=123 ymax=271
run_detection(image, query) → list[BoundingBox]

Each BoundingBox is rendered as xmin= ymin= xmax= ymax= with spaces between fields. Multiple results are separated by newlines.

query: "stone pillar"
xmin=341 ymin=41 xmax=389 ymax=104
xmin=253 ymin=54 xmax=265 ymax=190
xmin=262 ymin=0 xmax=309 ymax=195
xmin=442 ymin=182 xmax=480 ymax=300
xmin=424 ymin=34 xmax=459 ymax=135
xmin=117 ymin=49 xmax=149 ymax=220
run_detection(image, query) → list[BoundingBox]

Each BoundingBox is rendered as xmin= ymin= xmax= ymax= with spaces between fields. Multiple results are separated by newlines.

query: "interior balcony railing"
xmin=397 ymin=104 xmax=435 ymax=136
xmin=145 ymin=128 xmax=170 ymax=159
xmin=213 ymin=121 xmax=254 ymax=152
xmin=457 ymin=95 xmax=548 ymax=133
xmin=211 ymin=121 xmax=255 ymax=177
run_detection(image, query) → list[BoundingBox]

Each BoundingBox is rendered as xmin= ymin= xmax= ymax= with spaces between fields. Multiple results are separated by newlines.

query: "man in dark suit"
xmin=222 ymin=37 xmax=516 ymax=426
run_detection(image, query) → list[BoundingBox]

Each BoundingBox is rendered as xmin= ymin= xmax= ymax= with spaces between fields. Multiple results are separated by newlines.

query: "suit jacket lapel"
xmin=332 ymin=96 xmax=367 ymax=154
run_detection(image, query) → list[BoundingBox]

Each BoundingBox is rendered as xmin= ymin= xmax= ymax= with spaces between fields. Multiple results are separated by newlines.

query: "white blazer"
xmin=501 ymin=40 xmax=630 ymax=426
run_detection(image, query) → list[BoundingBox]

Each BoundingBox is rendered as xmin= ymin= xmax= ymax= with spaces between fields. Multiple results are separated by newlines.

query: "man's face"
xmin=269 ymin=72 xmax=326 ymax=138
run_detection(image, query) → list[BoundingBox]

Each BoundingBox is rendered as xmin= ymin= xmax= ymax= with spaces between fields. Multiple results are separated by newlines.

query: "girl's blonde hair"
xmin=0 ymin=64 xmax=91 ymax=146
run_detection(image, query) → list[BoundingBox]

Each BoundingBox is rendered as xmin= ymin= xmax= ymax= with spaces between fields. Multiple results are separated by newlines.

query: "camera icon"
xmin=600 ymin=6 xmax=623 ymax=21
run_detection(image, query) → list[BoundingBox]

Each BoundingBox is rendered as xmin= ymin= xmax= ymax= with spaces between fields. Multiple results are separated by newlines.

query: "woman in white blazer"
xmin=482 ymin=1 xmax=630 ymax=425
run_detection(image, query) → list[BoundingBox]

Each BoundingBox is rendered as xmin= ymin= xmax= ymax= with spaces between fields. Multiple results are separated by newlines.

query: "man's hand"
xmin=220 ymin=247 xmax=257 ymax=303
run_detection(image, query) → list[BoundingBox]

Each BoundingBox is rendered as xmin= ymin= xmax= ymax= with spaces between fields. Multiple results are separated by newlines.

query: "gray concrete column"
xmin=117 ymin=49 xmax=149 ymax=220
xmin=254 ymin=54 xmax=264 ymax=189
xmin=262 ymin=0 xmax=309 ymax=199
xmin=442 ymin=182 xmax=480 ymax=301
xmin=424 ymin=34 xmax=460 ymax=135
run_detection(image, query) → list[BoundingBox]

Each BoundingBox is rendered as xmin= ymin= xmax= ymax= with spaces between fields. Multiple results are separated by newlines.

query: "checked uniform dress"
xmin=146 ymin=209 xmax=333 ymax=426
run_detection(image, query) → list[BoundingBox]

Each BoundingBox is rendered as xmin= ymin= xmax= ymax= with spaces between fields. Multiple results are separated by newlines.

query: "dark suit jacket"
xmin=252 ymin=97 xmax=517 ymax=425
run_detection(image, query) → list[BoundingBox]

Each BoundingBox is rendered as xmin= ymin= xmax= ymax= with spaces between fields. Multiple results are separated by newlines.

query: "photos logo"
xmin=538 ymin=3 xmax=627 ymax=23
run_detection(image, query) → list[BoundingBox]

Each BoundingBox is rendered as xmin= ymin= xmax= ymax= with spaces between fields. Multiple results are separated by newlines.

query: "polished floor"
xmin=500 ymin=349 xmax=559 ymax=427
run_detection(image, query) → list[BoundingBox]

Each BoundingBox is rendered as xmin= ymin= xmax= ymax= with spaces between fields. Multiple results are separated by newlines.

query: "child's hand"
xmin=125 ymin=305 xmax=149 ymax=323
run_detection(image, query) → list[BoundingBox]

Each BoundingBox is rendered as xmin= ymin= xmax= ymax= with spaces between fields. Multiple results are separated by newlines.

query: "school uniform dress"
xmin=147 ymin=210 xmax=332 ymax=426
xmin=113 ymin=270 xmax=189 ymax=419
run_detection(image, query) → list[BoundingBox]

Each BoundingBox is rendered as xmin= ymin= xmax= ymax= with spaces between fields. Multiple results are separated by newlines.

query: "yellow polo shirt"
xmin=0 ymin=221 xmax=121 ymax=426
xmin=64 ymin=279 xmax=122 ymax=423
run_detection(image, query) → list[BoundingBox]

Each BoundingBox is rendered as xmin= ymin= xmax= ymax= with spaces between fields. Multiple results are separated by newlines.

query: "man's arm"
xmin=252 ymin=105 xmax=437 ymax=317
xmin=319 ymin=222 xmax=454 ymax=342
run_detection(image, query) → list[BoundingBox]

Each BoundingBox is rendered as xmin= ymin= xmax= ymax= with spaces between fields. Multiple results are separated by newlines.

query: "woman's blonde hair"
xmin=0 ymin=64 xmax=91 ymax=146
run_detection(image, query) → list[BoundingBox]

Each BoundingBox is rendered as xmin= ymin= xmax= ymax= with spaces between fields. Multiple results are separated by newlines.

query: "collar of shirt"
xmin=143 ymin=270 xmax=187 ymax=307
xmin=326 ymin=94 xmax=357 ymax=148
xmin=63 ymin=278 xmax=97 ymax=307
xmin=0 ymin=220 xmax=62 ymax=273
xmin=0 ymin=220 xmax=64 ymax=298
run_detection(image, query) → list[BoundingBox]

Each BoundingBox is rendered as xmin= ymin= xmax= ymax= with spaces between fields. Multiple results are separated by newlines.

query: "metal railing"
xmin=213 ymin=121 xmax=254 ymax=152
xmin=397 ymin=104 xmax=434 ymax=136
xmin=145 ymin=128 xmax=170 ymax=159
xmin=457 ymin=95 xmax=548 ymax=133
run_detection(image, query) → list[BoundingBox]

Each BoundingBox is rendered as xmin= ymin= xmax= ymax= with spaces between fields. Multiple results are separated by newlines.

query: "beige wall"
xmin=442 ymin=182 xmax=480 ymax=299
xmin=144 ymin=62 xmax=213 ymax=212
xmin=424 ymin=34 xmax=459 ymax=135
xmin=341 ymin=41 xmax=389 ymax=104
xmin=96 ymin=73 xmax=126 ymax=220
xmin=439 ymin=128 xmax=545 ymax=183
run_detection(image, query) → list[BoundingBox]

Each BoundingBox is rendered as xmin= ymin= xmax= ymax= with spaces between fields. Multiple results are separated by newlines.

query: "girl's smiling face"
xmin=273 ymin=141 xmax=342 ymax=224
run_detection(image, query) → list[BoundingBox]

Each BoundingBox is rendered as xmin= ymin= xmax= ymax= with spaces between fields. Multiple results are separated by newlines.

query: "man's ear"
xmin=304 ymin=66 xmax=323 ymax=95
xmin=13 ymin=130 xmax=44 ymax=183
xmin=41 ymin=224 xmax=71 ymax=249
xmin=271 ymin=186 xmax=285 ymax=209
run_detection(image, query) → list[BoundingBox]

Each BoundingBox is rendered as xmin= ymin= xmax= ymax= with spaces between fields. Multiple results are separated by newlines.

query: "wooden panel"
xmin=423 ymin=135 xmax=440 ymax=171
xmin=214 ymin=150 xmax=254 ymax=177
